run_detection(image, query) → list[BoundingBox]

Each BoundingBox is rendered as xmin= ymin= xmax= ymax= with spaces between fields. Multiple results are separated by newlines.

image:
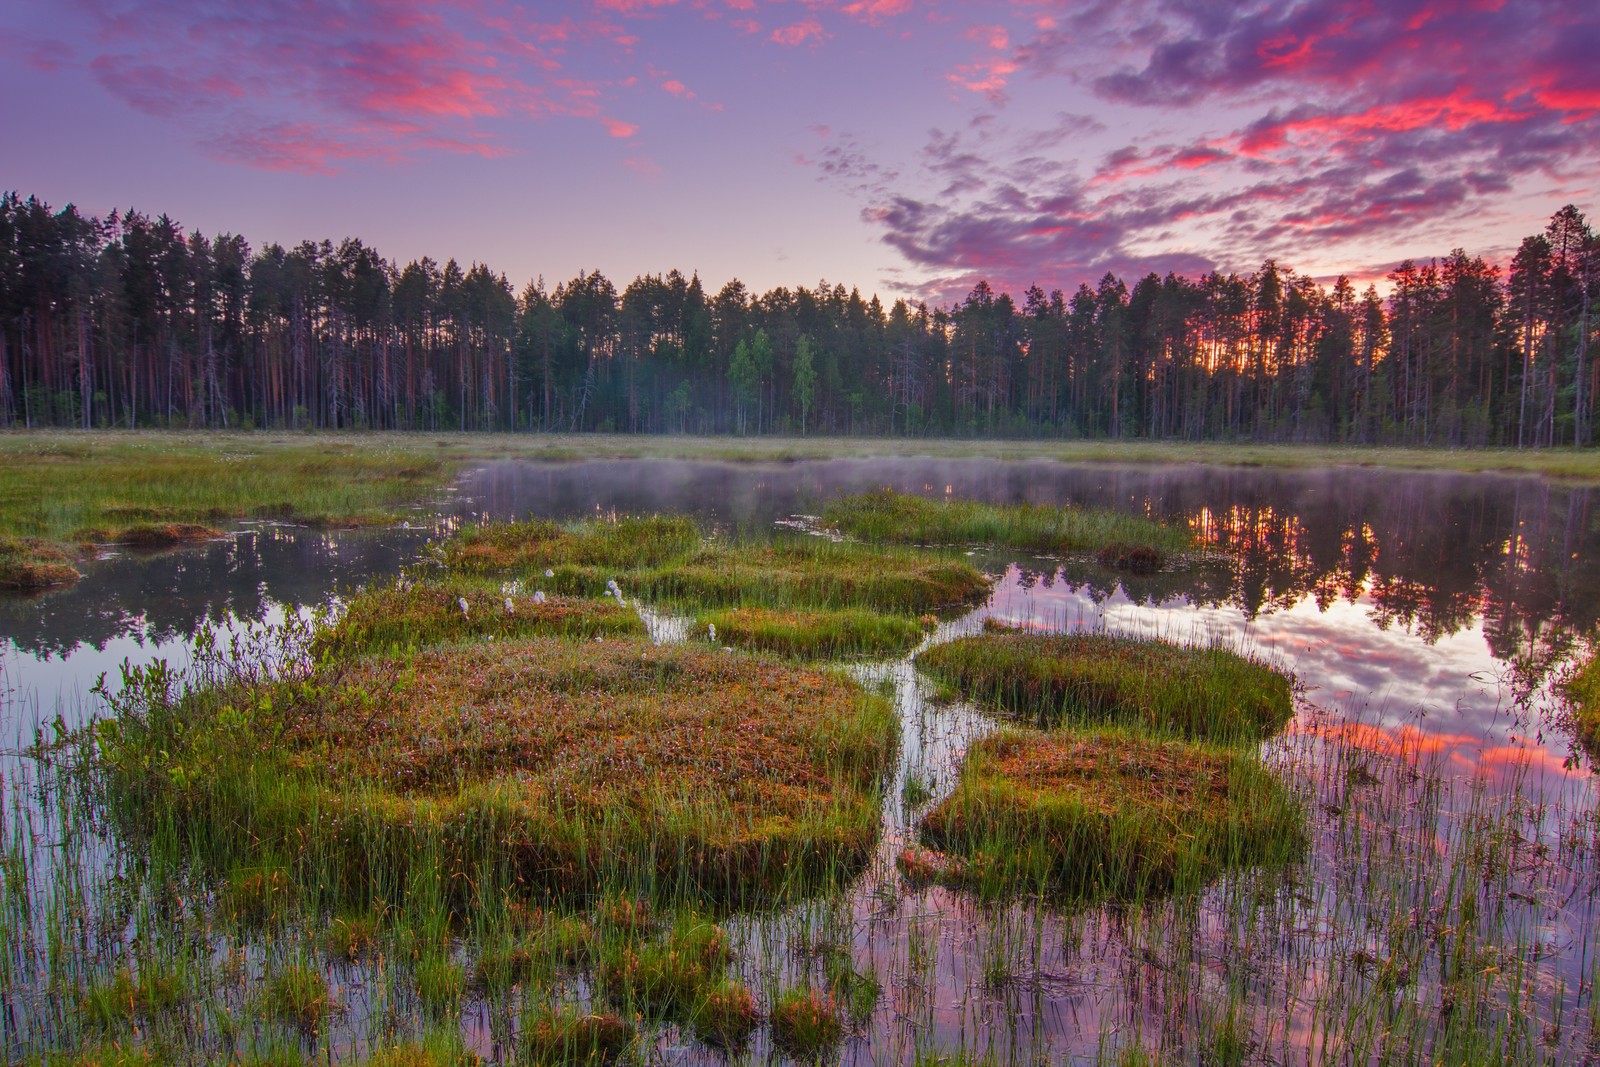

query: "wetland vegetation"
xmin=2 ymin=448 xmax=1599 ymax=1066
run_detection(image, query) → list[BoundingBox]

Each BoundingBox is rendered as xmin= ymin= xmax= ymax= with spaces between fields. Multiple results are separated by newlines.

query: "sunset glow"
xmin=4 ymin=0 xmax=1596 ymax=300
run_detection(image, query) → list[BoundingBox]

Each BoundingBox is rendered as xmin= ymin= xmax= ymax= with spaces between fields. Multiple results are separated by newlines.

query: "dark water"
xmin=2 ymin=457 xmax=1596 ymax=1064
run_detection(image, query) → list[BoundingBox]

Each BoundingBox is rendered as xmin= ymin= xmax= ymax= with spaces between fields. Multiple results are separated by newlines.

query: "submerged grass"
xmin=917 ymin=633 xmax=1292 ymax=743
xmin=917 ymin=727 xmax=1304 ymax=901
xmin=820 ymin=489 xmax=1192 ymax=558
xmin=95 ymin=634 xmax=898 ymax=909
xmin=441 ymin=516 xmax=993 ymax=615
xmin=695 ymin=606 xmax=933 ymax=658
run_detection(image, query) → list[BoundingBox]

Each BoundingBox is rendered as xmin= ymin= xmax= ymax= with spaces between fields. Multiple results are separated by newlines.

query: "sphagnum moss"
xmin=917 ymin=727 xmax=1304 ymax=901
xmin=916 ymin=632 xmax=1293 ymax=744
xmin=97 ymin=635 xmax=898 ymax=909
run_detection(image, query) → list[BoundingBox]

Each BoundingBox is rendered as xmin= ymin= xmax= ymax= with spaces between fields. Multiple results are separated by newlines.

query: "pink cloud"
xmin=603 ymin=117 xmax=639 ymax=137
xmin=770 ymin=20 xmax=827 ymax=46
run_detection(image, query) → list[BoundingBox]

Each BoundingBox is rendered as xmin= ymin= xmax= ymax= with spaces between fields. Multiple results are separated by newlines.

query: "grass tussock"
xmin=439 ymin=517 xmax=992 ymax=615
xmin=521 ymin=1006 xmax=634 ymax=1065
xmin=821 ymin=489 xmax=1191 ymax=556
xmin=312 ymin=580 xmax=643 ymax=659
xmin=695 ymin=606 xmax=932 ymax=657
xmin=261 ymin=963 xmax=331 ymax=1030
xmin=770 ymin=987 xmax=846 ymax=1059
xmin=80 ymin=966 xmax=184 ymax=1026
xmin=596 ymin=914 xmax=734 ymax=1016
xmin=0 ymin=535 xmax=80 ymax=589
xmin=916 ymin=633 xmax=1293 ymax=744
xmin=918 ymin=728 xmax=1304 ymax=900
xmin=83 ymin=522 xmax=223 ymax=547
xmin=97 ymin=636 xmax=898 ymax=908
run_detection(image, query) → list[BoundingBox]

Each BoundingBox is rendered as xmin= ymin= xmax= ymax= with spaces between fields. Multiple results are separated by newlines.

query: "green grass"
xmin=312 ymin=579 xmax=645 ymax=659
xmin=0 ymin=432 xmax=453 ymax=587
xmin=95 ymin=634 xmax=899 ymax=909
xmin=261 ymin=962 xmax=331 ymax=1030
xmin=916 ymin=727 xmax=1304 ymax=901
xmin=520 ymin=1005 xmax=633 ymax=1065
xmin=770 ymin=986 xmax=846 ymax=1059
xmin=695 ymin=606 xmax=933 ymax=657
xmin=441 ymin=516 xmax=994 ymax=615
xmin=1566 ymin=647 xmax=1600 ymax=754
xmin=821 ymin=488 xmax=1192 ymax=557
xmin=915 ymin=633 xmax=1293 ymax=744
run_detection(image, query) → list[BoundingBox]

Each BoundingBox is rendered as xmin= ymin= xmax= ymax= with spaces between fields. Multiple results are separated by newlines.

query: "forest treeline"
xmin=1 ymin=191 xmax=1595 ymax=445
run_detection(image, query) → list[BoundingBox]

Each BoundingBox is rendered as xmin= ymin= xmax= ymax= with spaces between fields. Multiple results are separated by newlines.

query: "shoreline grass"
xmin=916 ymin=727 xmax=1305 ymax=901
xmin=13 ymin=428 xmax=1600 ymax=479
xmin=820 ymin=489 xmax=1192 ymax=558
xmin=915 ymin=633 xmax=1293 ymax=744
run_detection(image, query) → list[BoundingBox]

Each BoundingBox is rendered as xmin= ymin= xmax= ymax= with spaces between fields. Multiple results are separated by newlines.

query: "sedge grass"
xmin=916 ymin=633 xmax=1293 ymax=744
xmin=917 ymin=727 xmax=1305 ymax=901
xmin=311 ymin=580 xmax=644 ymax=659
xmin=443 ymin=517 xmax=993 ymax=615
xmin=820 ymin=489 xmax=1192 ymax=557
xmin=694 ymin=606 xmax=933 ymax=658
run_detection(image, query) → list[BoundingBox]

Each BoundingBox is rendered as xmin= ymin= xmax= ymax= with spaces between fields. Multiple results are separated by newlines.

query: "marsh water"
xmin=3 ymin=457 xmax=1598 ymax=1064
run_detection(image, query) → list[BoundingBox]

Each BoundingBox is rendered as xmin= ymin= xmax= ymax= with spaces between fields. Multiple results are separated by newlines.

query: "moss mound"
xmin=918 ymin=728 xmax=1303 ymax=900
xmin=97 ymin=637 xmax=897 ymax=908
xmin=915 ymin=633 xmax=1292 ymax=744
xmin=0 ymin=535 xmax=81 ymax=589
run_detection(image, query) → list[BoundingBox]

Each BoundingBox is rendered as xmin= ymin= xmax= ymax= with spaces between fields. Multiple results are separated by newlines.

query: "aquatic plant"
xmin=695 ymin=606 xmax=931 ymax=657
xmin=311 ymin=579 xmax=644 ymax=659
xmin=439 ymin=516 xmax=993 ymax=615
xmin=770 ymin=986 xmax=846 ymax=1058
xmin=916 ymin=633 xmax=1293 ymax=743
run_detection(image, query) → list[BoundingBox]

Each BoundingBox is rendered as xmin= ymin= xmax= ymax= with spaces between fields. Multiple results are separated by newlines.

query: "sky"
xmin=3 ymin=0 xmax=1598 ymax=304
